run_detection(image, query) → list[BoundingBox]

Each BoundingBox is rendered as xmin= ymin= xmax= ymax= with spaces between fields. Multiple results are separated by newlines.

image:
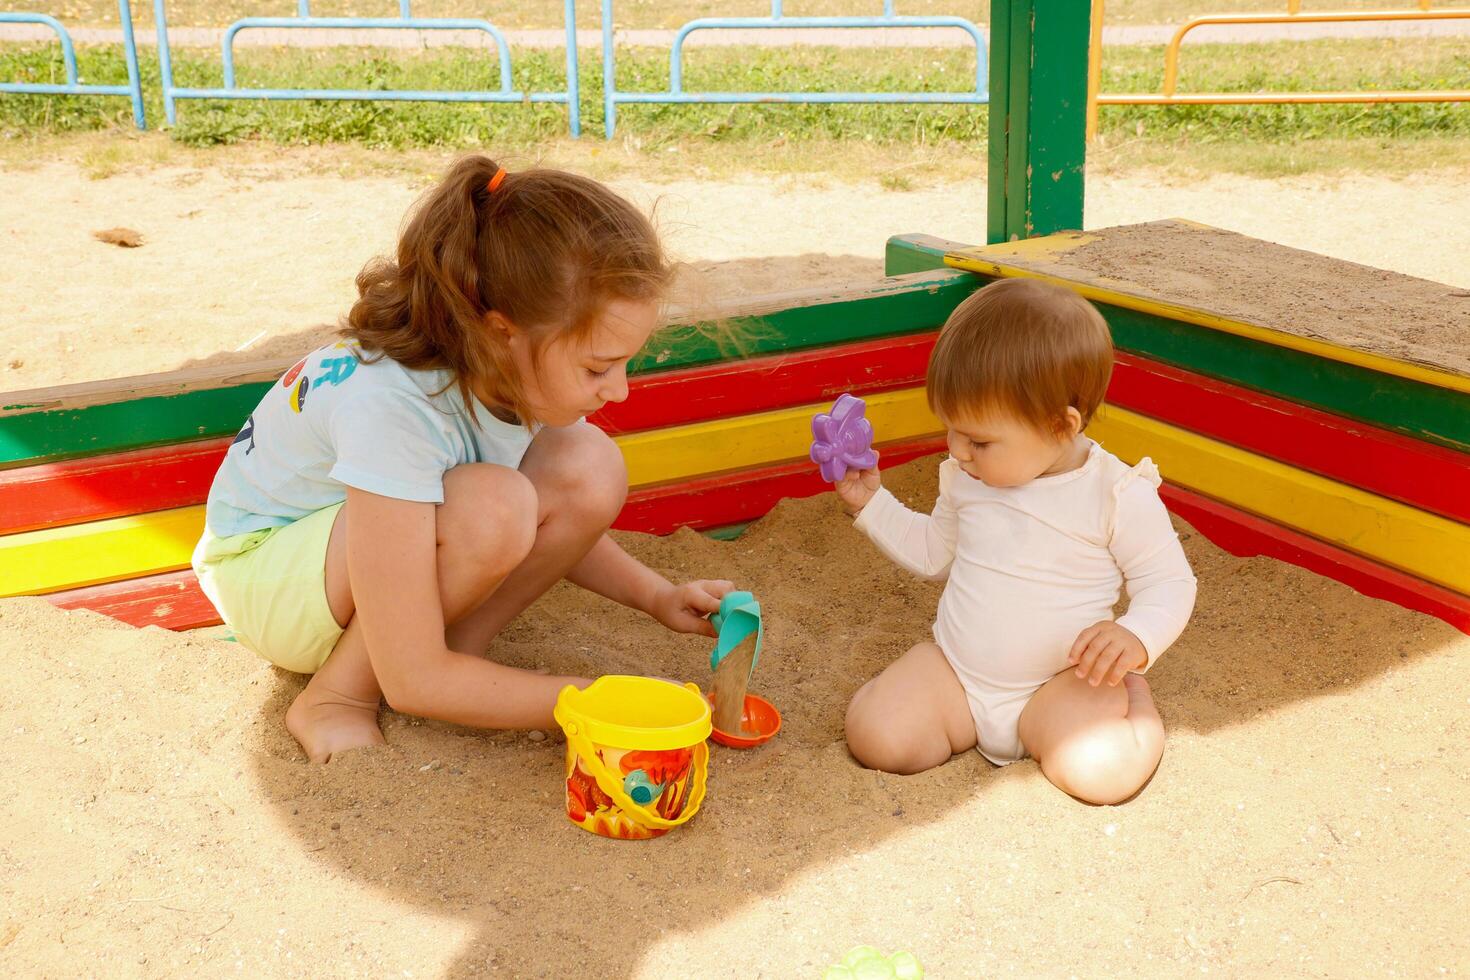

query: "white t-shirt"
xmin=206 ymin=341 xmax=537 ymax=538
xmin=853 ymin=442 xmax=1197 ymax=695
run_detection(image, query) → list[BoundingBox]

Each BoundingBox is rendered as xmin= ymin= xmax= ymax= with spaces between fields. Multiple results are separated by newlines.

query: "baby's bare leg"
xmin=286 ymin=464 xmax=538 ymax=763
xmin=1018 ymin=670 xmax=1164 ymax=805
xmin=845 ymin=642 xmax=976 ymax=775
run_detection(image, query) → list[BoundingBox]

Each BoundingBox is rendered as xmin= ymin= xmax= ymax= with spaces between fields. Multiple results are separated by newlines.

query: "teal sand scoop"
xmin=707 ymin=591 xmax=781 ymax=747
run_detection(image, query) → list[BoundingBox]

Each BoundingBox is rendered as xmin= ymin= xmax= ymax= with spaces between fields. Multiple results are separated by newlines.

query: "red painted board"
xmin=41 ymin=454 xmax=1470 ymax=637
xmin=1112 ymin=354 xmax=1470 ymax=524
xmin=615 ymin=436 xmax=948 ymax=535
xmin=1160 ymin=484 xmax=1470 ymax=634
xmin=591 ymin=331 xmax=936 ymax=434
xmin=3 ymin=334 xmax=939 ymax=536
xmin=13 ymin=334 xmax=1468 ymax=552
xmin=42 ymin=438 xmax=950 ymax=631
xmin=48 ymin=569 xmax=222 ymax=631
xmin=0 ymin=438 xmax=231 ymax=536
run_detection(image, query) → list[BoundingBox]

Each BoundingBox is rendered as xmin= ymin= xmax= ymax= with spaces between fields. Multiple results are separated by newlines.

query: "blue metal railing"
xmin=155 ymin=0 xmax=581 ymax=137
xmin=600 ymin=0 xmax=987 ymax=138
xmin=0 ymin=0 xmax=146 ymax=129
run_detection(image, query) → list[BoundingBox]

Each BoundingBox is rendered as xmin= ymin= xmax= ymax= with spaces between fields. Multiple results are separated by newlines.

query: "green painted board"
xmin=7 ymin=265 xmax=1463 ymax=470
xmin=987 ymin=0 xmax=1091 ymax=243
xmin=0 ymin=382 xmax=273 ymax=470
xmin=1024 ymin=1 xmax=1091 ymax=241
xmin=884 ymin=234 xmax=970 ymax=276
xmin=1098 ymin=300 xmax=1470 ymax=453
xmin=627 ymin=270 xmax=979 ymax=375
xmin=986 ymin=0 xmax=1017 ymax=245
xmin=0 ymin=270 xmax=983 ymax=468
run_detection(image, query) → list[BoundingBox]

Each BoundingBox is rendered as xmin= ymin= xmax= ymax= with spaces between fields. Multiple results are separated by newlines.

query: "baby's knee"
xmin=1043 ymin=725 xmax=1162 ymax=805
xmin=845 ymin=693 xmax=944 ymax=775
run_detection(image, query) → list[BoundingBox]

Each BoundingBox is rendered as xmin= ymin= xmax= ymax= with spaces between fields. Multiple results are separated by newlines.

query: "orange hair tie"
xmin=487 ymin=167 xmax=508 ymax=194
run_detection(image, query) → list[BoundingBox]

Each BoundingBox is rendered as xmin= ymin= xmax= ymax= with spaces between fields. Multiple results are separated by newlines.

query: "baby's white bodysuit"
xmin=853 ymin=441 xmax=1197 ymax=765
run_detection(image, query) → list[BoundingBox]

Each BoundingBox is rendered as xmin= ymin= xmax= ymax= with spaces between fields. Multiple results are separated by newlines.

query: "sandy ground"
xmin=2 ymin=458 xmax=1467 ymax=978
xmin=3 ymin=157 xmax=1469 ymax=977
xmin=983 ymin=219 xmax=1470 ymax=375
xmin=3 ymin=162 xmax=1469 ymax=391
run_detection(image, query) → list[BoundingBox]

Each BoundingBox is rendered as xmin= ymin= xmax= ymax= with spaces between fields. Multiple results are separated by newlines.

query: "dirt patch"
xmin=1 ymin=454 xmax=1466 ymax=977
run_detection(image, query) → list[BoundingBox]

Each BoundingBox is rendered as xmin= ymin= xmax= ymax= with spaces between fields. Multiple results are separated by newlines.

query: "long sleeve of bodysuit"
xmin=1109 ymin=474 xmax=1198 ymax=671
xmin=851 ymin=462 xmax=960 ymax=581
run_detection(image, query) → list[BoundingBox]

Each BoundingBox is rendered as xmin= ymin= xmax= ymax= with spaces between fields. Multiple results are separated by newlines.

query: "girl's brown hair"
xmin=926 ymin=278 xmax=1113 ymax=436
xmin=343 ymin=154 xmax=672 ymax=423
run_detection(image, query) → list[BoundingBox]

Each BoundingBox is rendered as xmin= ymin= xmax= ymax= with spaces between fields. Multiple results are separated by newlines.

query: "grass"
xmin=5 ymin=0 xmax=1448 ymax=29
xmin=1 ymin=36 xmax=1467 ymax=180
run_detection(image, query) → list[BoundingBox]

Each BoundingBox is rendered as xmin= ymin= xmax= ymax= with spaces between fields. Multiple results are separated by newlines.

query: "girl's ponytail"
xmin=343 ymin=154 xmax=668 ymax=425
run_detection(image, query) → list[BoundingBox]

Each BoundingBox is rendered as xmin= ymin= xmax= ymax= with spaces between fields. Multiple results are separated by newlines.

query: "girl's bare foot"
xmin=284 ymin=682 xmax=384 ymax=763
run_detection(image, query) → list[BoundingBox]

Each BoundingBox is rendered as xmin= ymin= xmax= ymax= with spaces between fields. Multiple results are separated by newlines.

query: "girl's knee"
xmin=532 ymin=424 xmax=628 ymax=523
xmin=440 ymin=465 xmax=539 ymax=560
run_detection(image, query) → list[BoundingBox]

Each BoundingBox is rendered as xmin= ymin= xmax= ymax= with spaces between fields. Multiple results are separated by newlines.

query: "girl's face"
xmin=506 ymin=297 xmax=661 ymax=427
xmin=942 ymin=406 xmax=1085 ymax=488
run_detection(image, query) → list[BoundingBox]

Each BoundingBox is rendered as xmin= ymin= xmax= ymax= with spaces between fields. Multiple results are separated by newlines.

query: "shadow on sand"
xmin=244 ymin=454 xmax=1461 ymax=977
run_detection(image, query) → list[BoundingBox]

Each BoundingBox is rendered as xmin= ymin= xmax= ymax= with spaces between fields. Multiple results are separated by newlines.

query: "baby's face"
xmin=942 ymin=408 xmax=1083 ymax=488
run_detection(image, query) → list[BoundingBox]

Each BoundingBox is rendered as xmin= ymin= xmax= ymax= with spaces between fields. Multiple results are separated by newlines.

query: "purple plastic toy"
xmin=810 ymin=393 xmax=879 ymax=483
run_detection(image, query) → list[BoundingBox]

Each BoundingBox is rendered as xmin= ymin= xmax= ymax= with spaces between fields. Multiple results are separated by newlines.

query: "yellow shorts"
xmin=192 ymin=503 xmax=345 ymax=674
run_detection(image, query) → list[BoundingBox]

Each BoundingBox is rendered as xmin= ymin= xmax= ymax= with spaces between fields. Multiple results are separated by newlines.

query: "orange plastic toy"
xmin=707 ymin=691 xmax=782 ymax=748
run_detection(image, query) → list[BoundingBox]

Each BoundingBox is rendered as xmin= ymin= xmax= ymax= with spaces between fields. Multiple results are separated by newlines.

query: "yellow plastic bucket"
xmin=553 ymin=676 xmax=712 ymax=840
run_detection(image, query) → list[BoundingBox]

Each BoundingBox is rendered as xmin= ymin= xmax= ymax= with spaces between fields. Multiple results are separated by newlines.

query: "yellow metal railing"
xmin=1086 ymin=1 xmax=1470 ymax=140
xmin=1289 ymin=0 xmax=1429 ymax=10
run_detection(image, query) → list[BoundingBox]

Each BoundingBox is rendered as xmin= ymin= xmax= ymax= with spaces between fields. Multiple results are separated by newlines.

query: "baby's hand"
xmin=1068 ymin=621 xmax=1147 ymax=686
xmin=834 ymin=455 xmax=882 ymax=515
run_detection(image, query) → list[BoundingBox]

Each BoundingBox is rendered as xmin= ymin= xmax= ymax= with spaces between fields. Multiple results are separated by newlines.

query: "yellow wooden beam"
xmin=7 ymin=387 xmax=1466 ymax=599
xmin=0 ymin=506 xmax=207 ymax=597
xmin=618 ymin=387 xmax=943 ymax=487
xmin=1091 ymin=404 xmax=1470 ymax=594
xmin=0 ymin=388 xmax=948 ymax=597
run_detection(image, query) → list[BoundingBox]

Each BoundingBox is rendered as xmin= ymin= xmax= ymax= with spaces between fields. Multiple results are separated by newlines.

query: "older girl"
xmin=195 ymin=156 xmax=732 ymax=762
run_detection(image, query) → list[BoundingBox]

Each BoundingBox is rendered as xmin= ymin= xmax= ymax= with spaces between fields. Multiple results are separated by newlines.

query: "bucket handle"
xmin=561 ymin=687 xmax=710 ymax=831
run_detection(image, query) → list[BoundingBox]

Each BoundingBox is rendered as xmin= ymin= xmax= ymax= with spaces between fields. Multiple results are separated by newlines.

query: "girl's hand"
xmin=835 ymin=457 xmax=882 ymax=515
xmin=1068 ymin=621 xmax=1147 ymax=686
xmin=649 ymin=579 xmax=735 ymax=637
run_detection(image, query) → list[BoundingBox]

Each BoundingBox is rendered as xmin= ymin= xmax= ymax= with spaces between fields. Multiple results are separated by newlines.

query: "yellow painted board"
xmin=618 ymin=387 xmax=943 ymax=487
xmin=946 ymin=232 xmax=1470 ymax=395
xmin=1091 ymin=404 xmax=1470 ymax=594
xmin=8 ymin=387 xmax=1465 ymax=598
xmin=1 ymin=388 xmax=948 ymax=597
xmin=0 ymin=505 xmax=206 ymax=597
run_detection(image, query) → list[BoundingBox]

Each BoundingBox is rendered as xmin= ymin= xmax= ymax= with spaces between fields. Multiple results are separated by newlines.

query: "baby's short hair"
xmin=926 ymin=278 xmax=1114 ymax=435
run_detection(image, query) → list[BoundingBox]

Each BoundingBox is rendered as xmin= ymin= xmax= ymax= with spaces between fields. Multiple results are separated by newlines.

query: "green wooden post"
xmin=987 ymin=1 xmax=1092 ymax=243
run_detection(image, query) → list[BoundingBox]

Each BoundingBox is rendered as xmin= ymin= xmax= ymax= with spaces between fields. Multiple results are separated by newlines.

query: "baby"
xmin=838 ymin=278 xmax=1197 ymax=804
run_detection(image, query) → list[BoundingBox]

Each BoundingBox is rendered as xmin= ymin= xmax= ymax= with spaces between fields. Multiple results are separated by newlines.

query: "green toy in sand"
xmin=824 ymin=945 xmax=924 ymax=979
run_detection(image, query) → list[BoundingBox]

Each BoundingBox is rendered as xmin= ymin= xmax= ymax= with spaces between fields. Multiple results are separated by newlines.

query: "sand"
xmin=3 ymin=156 xmax=1469 ymax=976
xmin=4 ymin=162 xmax=1470 ymax=392
xmin=1025 ymin=220 xmax=1470 ymax=377
xmin=2 ymin=455 xmax=1467 ymax=978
